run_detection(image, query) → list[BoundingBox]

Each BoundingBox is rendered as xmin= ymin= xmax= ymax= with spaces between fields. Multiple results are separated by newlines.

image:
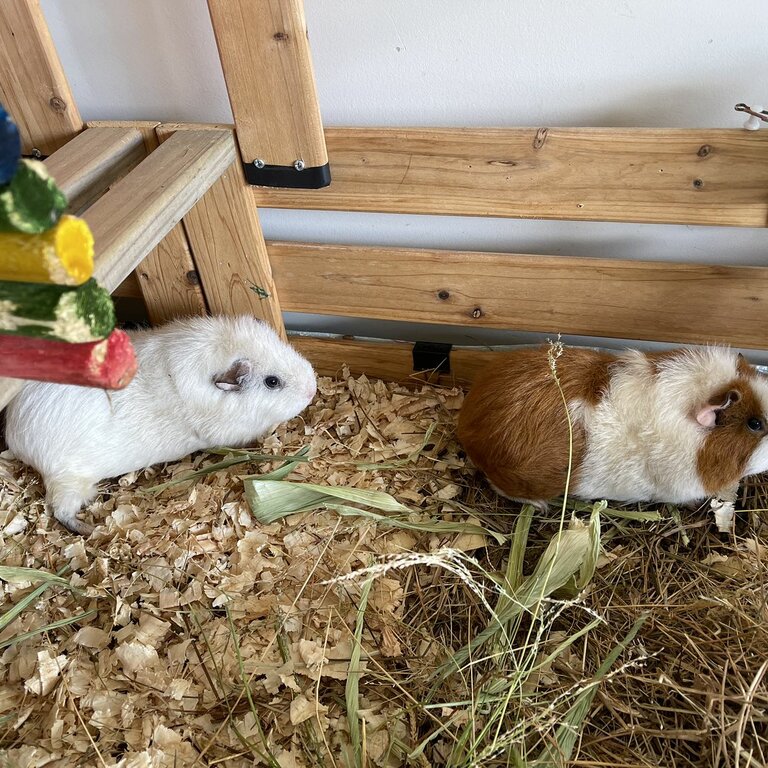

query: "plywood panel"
xmin=0 ymin=0 xmax=82 ymax=154
xmin=252 ymin=127 xmax=768 ymax=226
xmin=207 ymin=0 xmax=328 ymax=169
xmin=269 ymin=241 xmax=768 ymax=349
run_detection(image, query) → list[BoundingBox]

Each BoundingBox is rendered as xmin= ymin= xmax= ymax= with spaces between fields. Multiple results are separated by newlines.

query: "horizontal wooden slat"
xmin=291 ymin=335 xmax=491 ymax=387
xmin=84 ymin=129 xmax=236 ymax=293
xmin=44 ymin=126 xmax=146 ymax=213
xmin=252 ymin=127 xmax=768 ymax=226
xmin=270 ymin=242 xmax=768 ymax=349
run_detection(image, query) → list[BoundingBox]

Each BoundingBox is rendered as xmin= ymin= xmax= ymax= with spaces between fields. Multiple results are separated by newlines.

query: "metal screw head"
xmin=253 ymin=158 xmax=265 ymax=169
xmin=294 ymin=159 xmax=305 ymax=171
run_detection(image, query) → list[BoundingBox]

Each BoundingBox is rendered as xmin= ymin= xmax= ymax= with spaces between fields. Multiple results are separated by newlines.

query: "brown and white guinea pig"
xmin=4 ymin=315 xmax=317 ymax=535
xmin=457 ymin=346 xmax=768 ymax=509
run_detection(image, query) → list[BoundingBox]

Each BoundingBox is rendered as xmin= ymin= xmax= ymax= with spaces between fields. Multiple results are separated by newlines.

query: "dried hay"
xmin=0 ymin=368 xmax=766 ymax=767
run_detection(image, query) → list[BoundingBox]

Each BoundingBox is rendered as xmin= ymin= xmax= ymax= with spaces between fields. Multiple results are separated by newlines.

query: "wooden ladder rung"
xmin=44 ymin=126 xmax=147 ymax=213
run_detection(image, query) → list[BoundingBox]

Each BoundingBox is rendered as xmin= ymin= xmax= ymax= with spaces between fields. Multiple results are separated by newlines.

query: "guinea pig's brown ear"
xmin=214 ymin=359 xmax=253 ymax=391
xmin=737 ymin=353 xmax=753 ymax=377
xmin=696 ymin=388 xmax=741 ymax=427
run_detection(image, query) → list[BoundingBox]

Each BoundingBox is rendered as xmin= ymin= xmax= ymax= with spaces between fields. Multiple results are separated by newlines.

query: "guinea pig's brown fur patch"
xmin=457 ymin=346 xmax=615 ymax=502
xmin=697 ymin=377 xmax=768 ymax=494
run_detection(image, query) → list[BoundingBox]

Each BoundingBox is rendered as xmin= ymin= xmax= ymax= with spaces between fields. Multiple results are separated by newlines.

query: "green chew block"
xmin=0 ymin=159 xmax=68 ymax=234
xmin=0 ymin=277 xmax=116 ymax=342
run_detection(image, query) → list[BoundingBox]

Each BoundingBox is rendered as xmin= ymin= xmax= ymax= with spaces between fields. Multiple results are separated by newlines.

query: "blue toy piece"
xmin=1 ymin=104 xmax=22 ymax=186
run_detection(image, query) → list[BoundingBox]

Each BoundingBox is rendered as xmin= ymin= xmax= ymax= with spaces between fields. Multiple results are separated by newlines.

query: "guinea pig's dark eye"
xmin=747 ymin=417 xmax=764 ymax=433
xmin=264 ymin=375 xmax=281 ymax=390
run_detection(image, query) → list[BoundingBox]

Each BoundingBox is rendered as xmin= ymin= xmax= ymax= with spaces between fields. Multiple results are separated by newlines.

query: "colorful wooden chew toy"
xmin=0 ymin=277 xmax=115 ymax=342
xmin=0 ymin=214 xmax=94 ymax=284
xmin=0 ymin=158 xmax=68 ymax=233
xmin=0 ymin=102 xmax=136 ymax=390
xmin=0 ymin=329 xmax=137 ymax=389
xmin=0 ymin=106 xmax=20 ymax=186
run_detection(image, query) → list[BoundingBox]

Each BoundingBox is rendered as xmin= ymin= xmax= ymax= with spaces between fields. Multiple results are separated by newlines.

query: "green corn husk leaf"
xmin=0 ymin=566 xmax=78 ymax=635
xmin=346 ymin=576 xmax=373 ymax=768
xmin=241 ymin=446 xmax=312 ymax=481
xmin=245 ymin=479 xmax=506 ymax=544
xmin=433 ymin=507 xmax=602 ymax=687
xmin=0 ymin=566 xmax=71 ymax=588
xmin=531 ymin=613 xmax=649 ymax=767
xmin=0 ymin=609 xmax=98 ymax=651
xmin=506 ymin=504 xmax=535 ymax=592
xmin=146 ymin=446 xmax=310 ymax=492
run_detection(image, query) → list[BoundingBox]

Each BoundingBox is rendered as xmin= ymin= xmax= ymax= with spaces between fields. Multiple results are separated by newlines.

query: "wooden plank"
xmin=157 ymin=124 xmax=286 ymax=337
xmin=269 ymin=241 xmax=768 ymax=350
xmin=206 ymin=0 xmax=328 ymax=169
xmin=44 ymin=126 xmax=146 ymax=213
xmin=112 ymin=272 xmax=143 ymax=299
xmin=252 ymin=127 xmax=768 ymax=226
xmin=88 ymin=121 xmax=208 ymax=324
xmin=291 ymin=335 xmax=491 ymax=387
xmin=83 ymin=129 xmax=235 ymax=293
xmin=0 ymin=0 xmax=82 ymax=155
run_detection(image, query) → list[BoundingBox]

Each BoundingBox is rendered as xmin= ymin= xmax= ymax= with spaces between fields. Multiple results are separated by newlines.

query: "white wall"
xmin=40 ymin=0 xmax=768 ymax=357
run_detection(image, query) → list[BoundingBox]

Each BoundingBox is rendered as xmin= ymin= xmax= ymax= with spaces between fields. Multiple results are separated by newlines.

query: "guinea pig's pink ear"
xmin=214 ymin=359 xmax=253 ymax=392
xmin=696 ymin=388 xmax=741 ymax=428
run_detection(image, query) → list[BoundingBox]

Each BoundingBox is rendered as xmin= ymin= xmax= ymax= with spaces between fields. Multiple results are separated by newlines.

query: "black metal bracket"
xmin=242 ymin=160 xmax=331 ymax=189
xmin=412 ymin=341 xmax=452 ymax=374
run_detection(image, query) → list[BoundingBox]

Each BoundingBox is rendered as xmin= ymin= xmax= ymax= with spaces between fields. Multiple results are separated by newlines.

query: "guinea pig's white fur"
xmin=4 ymin=315 xmax=317 ymax=534
xmin=458 ymin=345 xmax=768 ymax=509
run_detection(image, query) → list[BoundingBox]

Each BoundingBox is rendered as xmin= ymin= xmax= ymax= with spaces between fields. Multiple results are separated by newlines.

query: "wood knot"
xmin=533 ymin=127 xmax=549 ymax=150
xmin=273 ymin=31 xmax=289 ymax=41
xmin=697 ymin=144 xmax=711 ymax=158
xmin=49 ymin=96 xmax=66 ymax=112
xmin=437 ymin=290 xmax=450 ymax=301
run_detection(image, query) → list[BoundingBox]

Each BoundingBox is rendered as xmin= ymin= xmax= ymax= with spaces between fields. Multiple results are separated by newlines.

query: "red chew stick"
xmin=0 ymin=328 xmax=137 ymax=389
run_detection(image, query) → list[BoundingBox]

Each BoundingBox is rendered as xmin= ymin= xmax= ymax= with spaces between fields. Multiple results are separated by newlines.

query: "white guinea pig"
xmin=4 ymin=315 xmax=317 ymax=534
xmin=458 ymin=345 xmax=768 ymax=509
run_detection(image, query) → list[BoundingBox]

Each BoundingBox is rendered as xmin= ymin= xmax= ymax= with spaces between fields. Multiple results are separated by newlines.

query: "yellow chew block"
xmin=0 ymin=215 xmax=94 ymax=285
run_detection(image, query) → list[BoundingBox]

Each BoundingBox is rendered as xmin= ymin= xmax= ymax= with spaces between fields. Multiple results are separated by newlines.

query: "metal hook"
xmin=735 ymin=103 xmax=768 ymax=130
